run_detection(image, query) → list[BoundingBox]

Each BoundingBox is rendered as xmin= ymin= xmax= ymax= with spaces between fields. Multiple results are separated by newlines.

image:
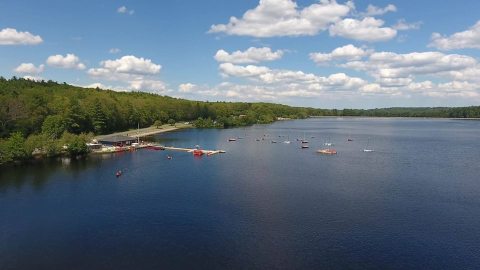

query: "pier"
xmin=163 ymin=146 xmax=226 ymax=156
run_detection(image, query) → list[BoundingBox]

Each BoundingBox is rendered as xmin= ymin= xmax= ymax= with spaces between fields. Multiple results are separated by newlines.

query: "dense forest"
xmin=0 ymin=77 xmax=318 ymax=164
xmin=1 ymin=77 xmax=479 ymax=165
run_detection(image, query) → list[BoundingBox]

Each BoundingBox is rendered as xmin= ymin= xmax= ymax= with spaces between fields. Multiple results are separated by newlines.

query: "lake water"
xmin=1 ymin=118 xmax=480 ymax=269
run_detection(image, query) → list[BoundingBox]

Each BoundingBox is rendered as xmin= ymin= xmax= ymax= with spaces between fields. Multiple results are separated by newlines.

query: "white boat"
xmin=363 ymin=137 xmax=374 ymax=152
xmin=323 ymin=137 xmax=333 ymax=146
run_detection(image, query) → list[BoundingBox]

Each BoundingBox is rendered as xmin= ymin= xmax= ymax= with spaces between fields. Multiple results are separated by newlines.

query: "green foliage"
xmin=90 ymin=99 xmax=107 ymax=134
xmin=168 ymin=119 xmax=175 ymax=126
xmin=0 ymin=132 xmax=28 ymax=164
xmin=60 ymin=132 xmax=90 ymax=157
xmin=153 ymin=120 xmax=162 ymax=128
xmin=42 ymin=115 xmax=66 ymax=139
xmin=0 ymin=78 xmax=330 ymax=139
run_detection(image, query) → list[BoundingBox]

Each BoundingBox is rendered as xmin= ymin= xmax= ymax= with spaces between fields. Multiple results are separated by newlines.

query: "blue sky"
xmin=2 ymin=0 xmax=480 ymax=108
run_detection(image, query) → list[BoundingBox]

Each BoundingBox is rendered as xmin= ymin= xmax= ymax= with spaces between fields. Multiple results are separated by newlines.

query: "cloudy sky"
xmin=2 ymin=0 xmax=480 ymax=108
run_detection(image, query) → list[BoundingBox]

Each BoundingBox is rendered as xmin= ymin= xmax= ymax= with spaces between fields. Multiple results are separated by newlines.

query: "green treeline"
xmin=0 ymin=77 xmax=317 ymax=138
xmin=0 ymin=77 xmax=316 ymax=164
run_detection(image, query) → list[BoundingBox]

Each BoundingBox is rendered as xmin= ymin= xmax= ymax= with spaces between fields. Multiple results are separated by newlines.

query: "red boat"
xmin=193 ymin=149 xmax=204 ymax=156
xmin=115 ymin=170 xmax=122 ymax=177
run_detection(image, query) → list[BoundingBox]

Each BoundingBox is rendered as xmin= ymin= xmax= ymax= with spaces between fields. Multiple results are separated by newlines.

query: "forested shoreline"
xmin=1 ymin=77 xmax=479 ymax=165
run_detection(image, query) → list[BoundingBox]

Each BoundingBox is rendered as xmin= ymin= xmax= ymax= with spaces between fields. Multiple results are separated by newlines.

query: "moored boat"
xmin=317 ymin=149 xmax=337 ymax=155
xmin=193 ymin=149 xmax=204 ymax=156
xmin=228 ymin=138 xmax=237 ymax=142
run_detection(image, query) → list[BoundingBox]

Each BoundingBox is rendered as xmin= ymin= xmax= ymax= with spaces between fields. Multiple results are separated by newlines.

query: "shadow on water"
xmin=0 ymin=156 xmax=100 ymax=193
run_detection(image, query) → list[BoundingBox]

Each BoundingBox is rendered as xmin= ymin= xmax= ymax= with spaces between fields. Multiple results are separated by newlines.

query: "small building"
xmin=97 ymin=135 xmax=137 ymax=147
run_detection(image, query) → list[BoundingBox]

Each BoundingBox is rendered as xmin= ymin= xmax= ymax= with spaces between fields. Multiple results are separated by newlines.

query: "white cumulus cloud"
xmin=310 ymin=44 xmax=369 ymax=63
xmin=179 ymin=83 xmax=197 ymax=93
xmin=209 ymin=0 xmax=352 ymax=37
xmin=88 ymin=55 xmax=161 ymax=77
xmin=429 ymin=20 xmax=480 ymax=50
xmin=329 ymin=17 xmax=397 ymax=42
xmin=393 ymin=19 xmax=422 ymax=31
xmin=214 ymin=47 xmax=284 ymax=64
xmin=361 ymin=4 xmax=396 ymax=16
xmin=87 ymin=55 xmax=166 ymax=94
xmin=0 ymin=28 xmax=43 ymax=45
xmin=117 ymin=6 xmax=134 ymax=15
xmin=46 ymin=53 xmax=86 ymax=70
xmin=340 ymin=50 xmax=478 ymax=88
xmin=14 ymin=63 xmax=45 ymax=74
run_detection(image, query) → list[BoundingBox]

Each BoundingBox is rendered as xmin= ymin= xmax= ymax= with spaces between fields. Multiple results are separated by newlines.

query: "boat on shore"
xmin=317 ymin=149 xmax=337 ymax=155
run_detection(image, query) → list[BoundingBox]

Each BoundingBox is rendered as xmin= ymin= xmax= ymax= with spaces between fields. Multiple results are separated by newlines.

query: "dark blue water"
xmin=1 ymin=118 xmax=480 ymax=269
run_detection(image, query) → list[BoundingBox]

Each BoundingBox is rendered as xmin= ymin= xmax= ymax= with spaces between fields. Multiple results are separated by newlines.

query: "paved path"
xmin=95 ymin=123 xmax=192 ymax=140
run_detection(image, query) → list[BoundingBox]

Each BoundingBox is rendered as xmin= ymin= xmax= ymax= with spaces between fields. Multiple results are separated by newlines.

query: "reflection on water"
xmin=1 ymin=118 xmax=480 ymax=269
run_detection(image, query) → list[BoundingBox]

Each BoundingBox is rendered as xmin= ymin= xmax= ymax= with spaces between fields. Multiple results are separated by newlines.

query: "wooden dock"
xmin=163 ymin=146 xmax=226 ymax=156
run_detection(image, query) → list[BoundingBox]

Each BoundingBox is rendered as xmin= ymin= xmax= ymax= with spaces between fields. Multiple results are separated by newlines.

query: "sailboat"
xmin=301 ymin=132 xmax=308 ymax=144
xmin=363 ymin=137 xmax=374 ymax=152
xmin=323 ymin=137 xmax=333 ymax=146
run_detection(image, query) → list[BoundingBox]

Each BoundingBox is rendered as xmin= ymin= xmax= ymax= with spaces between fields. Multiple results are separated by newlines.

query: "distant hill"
xmin=1 ymin=76 xmax=479 ymax=138
xmin=0 ymin=77 xmax=321 ymax=138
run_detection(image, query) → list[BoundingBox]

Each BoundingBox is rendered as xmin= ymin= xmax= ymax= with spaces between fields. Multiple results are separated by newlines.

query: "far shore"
xmin=95 ymin=123 xmax=192 ymax=140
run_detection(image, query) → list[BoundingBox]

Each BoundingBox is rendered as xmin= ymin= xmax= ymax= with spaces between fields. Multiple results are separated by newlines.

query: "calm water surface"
xmin=1 ymin=118 xmax=480 ymax=269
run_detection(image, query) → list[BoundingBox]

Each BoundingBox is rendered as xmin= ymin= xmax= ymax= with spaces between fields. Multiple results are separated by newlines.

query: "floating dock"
xmin=163 ymin=146 xmax=226 ymax=156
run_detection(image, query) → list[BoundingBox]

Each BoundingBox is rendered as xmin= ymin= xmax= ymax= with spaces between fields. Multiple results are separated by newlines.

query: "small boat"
xmin=115 ymin=170 xmax=122 ymax=177
xmin=317 ymin=149 xmax=337 ymax=155
xmin=152 ymin=145 xmax=165 ymax=150
xmin=347 ymin=138 xmax=353 ymax=142
xmin=364 ymin=137 xmax=374 ymax=152
xmin=301 ymin=144 xmax=309 ymax=149
xmin=193 ymin=149 xmax=204 ymax=156
xmin=301 ymin=132 xmax=308 ymax=144
xmin=324 ymin=137 xmax=333 ymax=146
xmin=167 ymin=155 xmax=172 ymax=160
xmin=228 ymin=138 xmax=237 ymax=142
xmin=283 ymin=140 xmax=291 ymax=144
xmin=271 ymin=140 xmax=277 ymax=143
xmin=219 ymin=150 xmax=226 ymax=153
xmin=255 ymin=138 xmax=260 ymax=141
